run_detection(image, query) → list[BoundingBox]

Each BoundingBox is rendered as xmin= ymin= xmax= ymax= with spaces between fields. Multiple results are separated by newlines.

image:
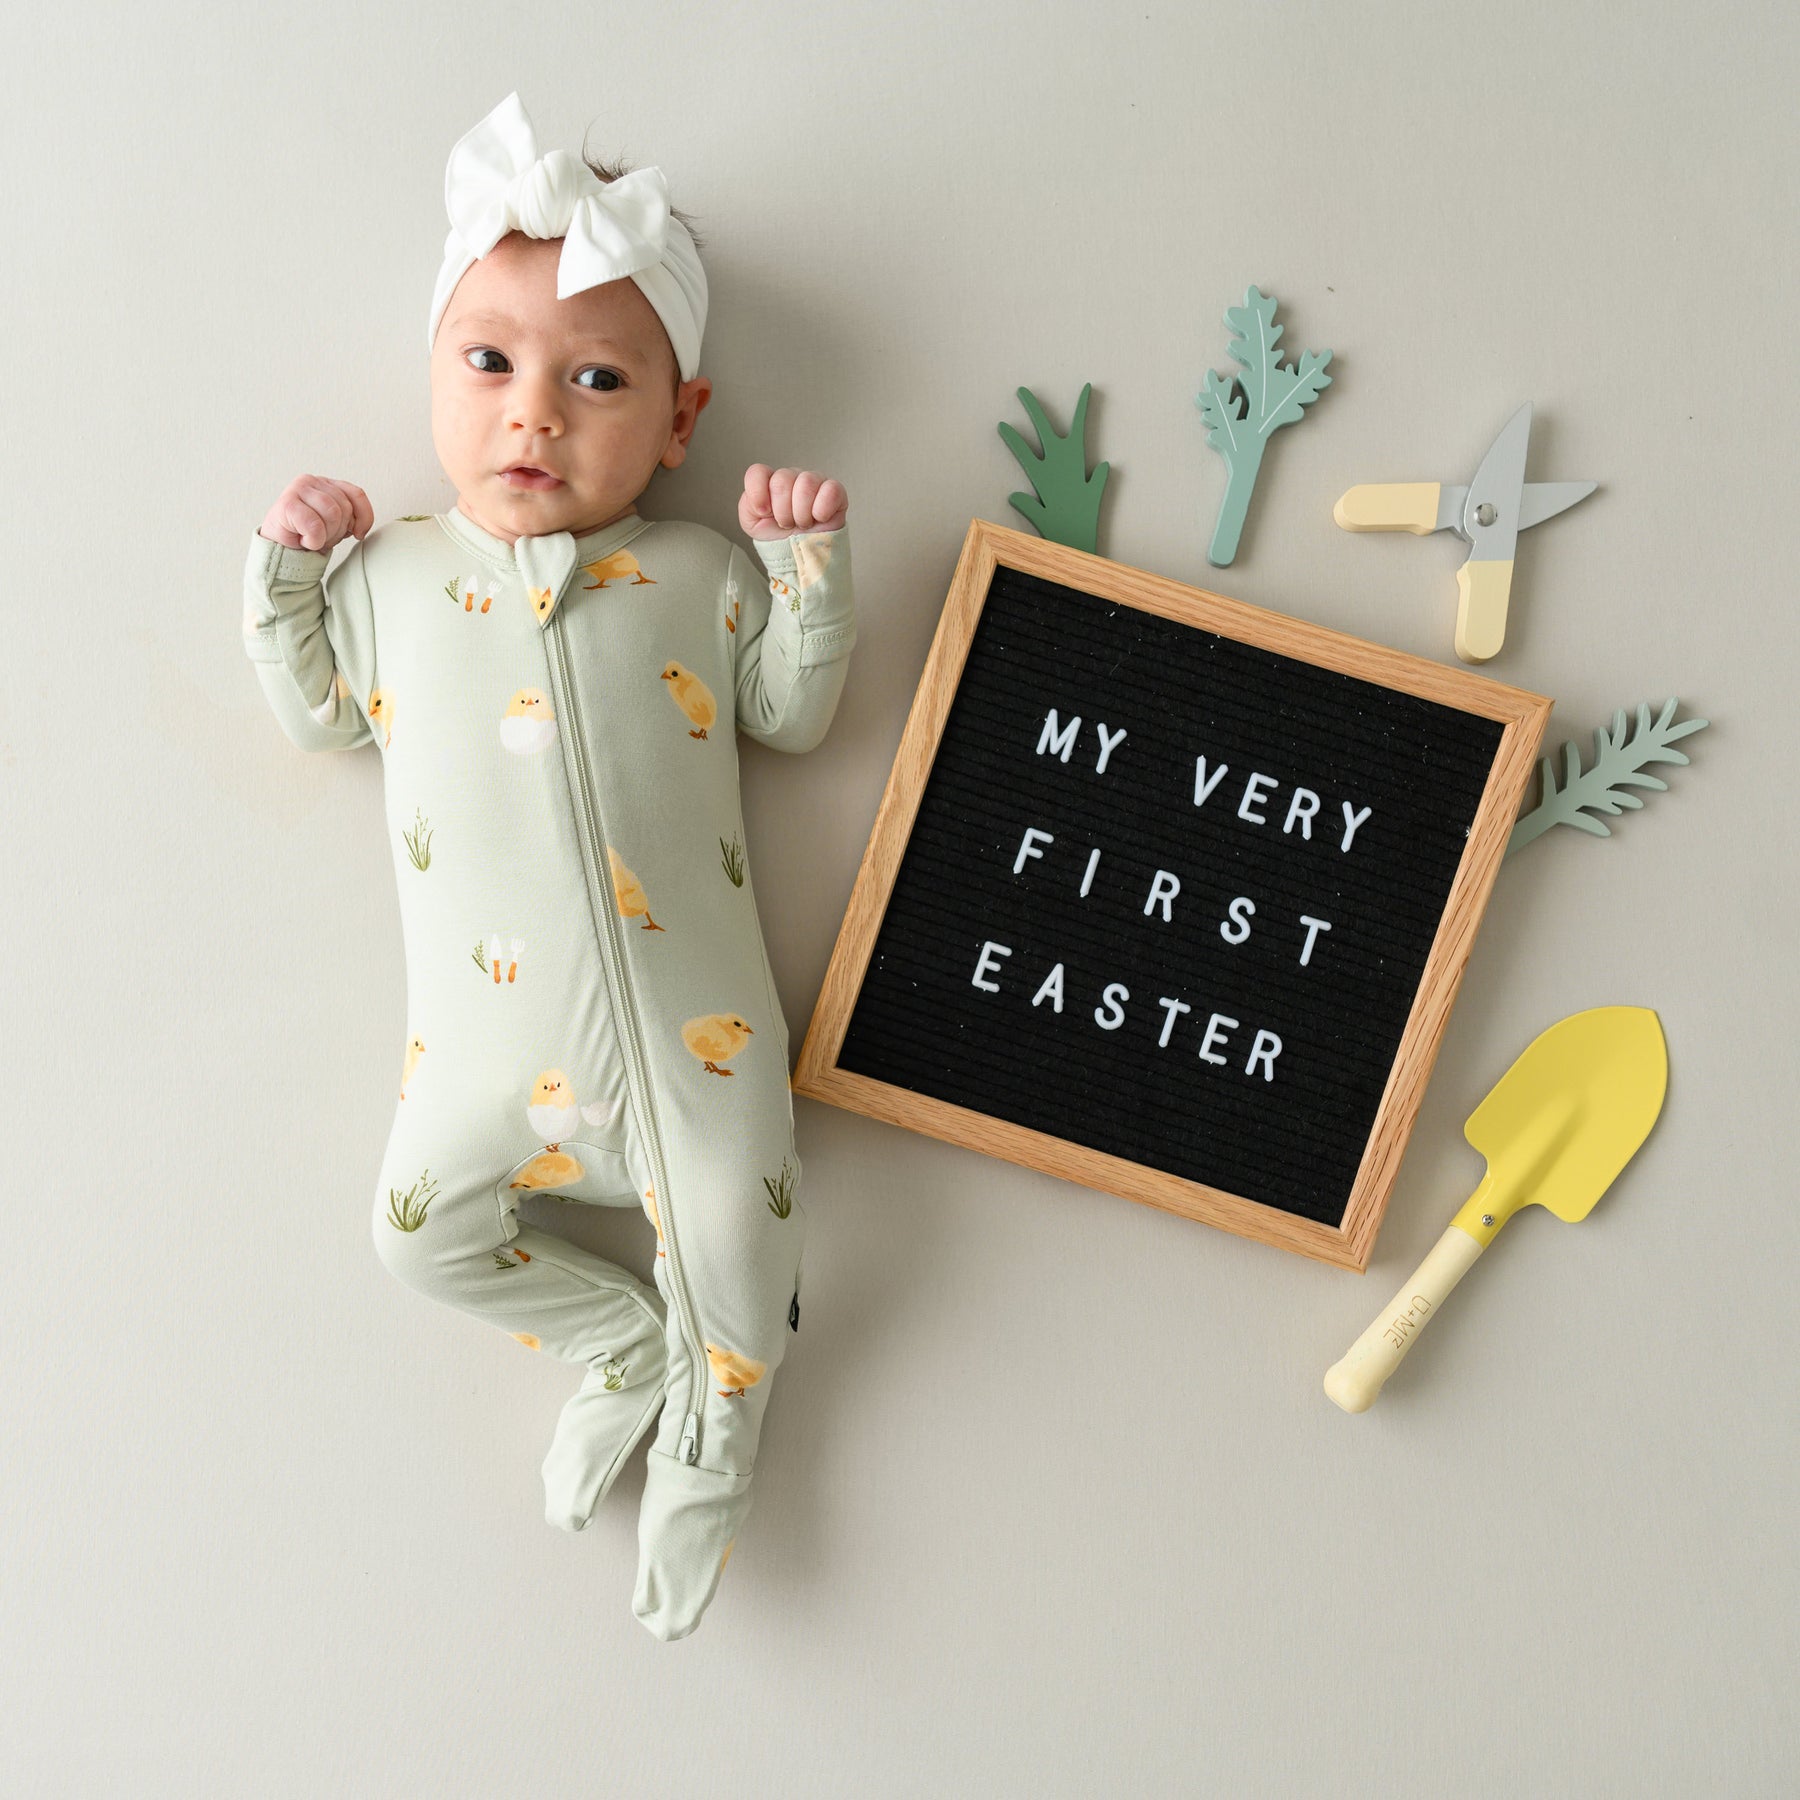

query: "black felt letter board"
xmin=836 ymin=564 xmax=1506 ymax=1227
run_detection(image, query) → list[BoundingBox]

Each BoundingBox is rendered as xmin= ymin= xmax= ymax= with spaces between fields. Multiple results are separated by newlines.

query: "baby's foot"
xmin=542 ymin=1338 xmax=668 ymax=1532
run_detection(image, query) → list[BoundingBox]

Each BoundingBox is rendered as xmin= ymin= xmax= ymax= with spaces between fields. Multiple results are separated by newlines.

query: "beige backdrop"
xmin=5 ymin=2 xmax=1795 ymax=1793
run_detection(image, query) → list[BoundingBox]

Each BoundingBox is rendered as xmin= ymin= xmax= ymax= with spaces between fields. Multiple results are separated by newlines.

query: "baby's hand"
xmin=259 ymin=475 xmax=375 ymax=553
xmin=739 ymin=466 xmax=848 ymax=540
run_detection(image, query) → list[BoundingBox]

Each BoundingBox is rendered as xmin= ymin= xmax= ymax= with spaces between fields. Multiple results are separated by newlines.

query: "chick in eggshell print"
xmin=501 ymin=687 xmax=557 ymax=754
xmin=659 ymin=661 xmax=716 ymax=739
xmin=607 ymin=845 xmax=665 ymax=932
xmin=681 ymin=1014 xmax=754 ymax=1077
xmin=526 ymin=1068 xmax=620 ymax=1144
xmin=367 ymin=687 xmax=394 ymax=746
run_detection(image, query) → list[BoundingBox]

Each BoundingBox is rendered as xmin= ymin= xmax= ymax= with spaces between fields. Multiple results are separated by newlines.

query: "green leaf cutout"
xmin=1194 ymin=287 xmax=1332 ymax=566
xmin=1508 ymin=699 xmax=1709 ymax=855
xmin=998 ymin=383 xmax=1111 ymax=555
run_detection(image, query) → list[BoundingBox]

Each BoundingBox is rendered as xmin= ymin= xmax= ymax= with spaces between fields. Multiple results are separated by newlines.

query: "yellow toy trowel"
xmin=1324 ymin=1006 xmax=1668 ymax=1413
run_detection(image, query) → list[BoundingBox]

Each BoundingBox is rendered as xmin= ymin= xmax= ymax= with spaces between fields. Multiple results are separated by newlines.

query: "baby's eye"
xmin=576 ymin=367 xmax=623 ymax=392
xmin=465 ymin=348 xmax=509 ymax=374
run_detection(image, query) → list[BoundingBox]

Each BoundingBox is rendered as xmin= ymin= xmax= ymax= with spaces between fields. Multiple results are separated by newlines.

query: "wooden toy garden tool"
xmin=1334 ymin=403 xmax=1595 ymax=663
xmin=1323 ymin=1006 xmax=1667 ymax=1413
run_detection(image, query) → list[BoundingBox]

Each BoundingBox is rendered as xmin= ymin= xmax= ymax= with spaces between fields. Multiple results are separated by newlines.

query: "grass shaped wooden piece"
xmin=1508 ymin=698 xmax=1708 ymax=855
xmin=998 ymin=383 xmax=1110 ymax=555
xmin=1194 ymin=287 xmax=1332 ymax=566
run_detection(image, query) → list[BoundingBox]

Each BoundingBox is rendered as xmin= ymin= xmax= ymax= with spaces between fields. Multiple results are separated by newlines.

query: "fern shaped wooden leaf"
xmin=1508 ymin=698 xmax=1709 ymax=853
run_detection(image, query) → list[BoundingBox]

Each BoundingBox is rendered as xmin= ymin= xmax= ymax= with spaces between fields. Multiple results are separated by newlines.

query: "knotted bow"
xmin=427 ymin=92 xmax=707 ymax=379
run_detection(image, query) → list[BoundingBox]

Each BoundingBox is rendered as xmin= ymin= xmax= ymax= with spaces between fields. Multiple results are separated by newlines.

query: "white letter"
xmin=1013 ymin=826 xmax=1054 ymax=874
xmin=1193 ymin=756 xmax=1230 ymax=807
xmin=972 ymin=941 xmax=1012 ymax=992
xmin=1144 ymin=869 xmax=1181 ymax=922
xmin=1037 ymin=710 xmax=1080 ymax=762
xmin=1094 ymin=722 xmax=1127 ymax=774
xmin=1198 ymin=1013 xmax=1238 ymax=1066
xmin=1079 ymin=847 xmax=1101 ymax=898
xmin=1340 ymin=802 xmax=1372 ymax=853
xmin=1094 ymin=983 xmax=1129 ymax=1030
xmin=1219 ymin=896 xmax=1256 ymax=945
xmin=1283 ymin=788 xmax=1320 ymax=839
xmin=1155 ymin=996 xmax=1192 ymax=1047
xmin=1246 ymin=1030 xmax=1283 ymax=1081
xmin=1297 ymin=915 xmax=1332 ymax=967
xmin=1238 ymin=772 xmax=1278 ymax=825
xmin=1031 ymin=962 xmax=1065 ymax=1012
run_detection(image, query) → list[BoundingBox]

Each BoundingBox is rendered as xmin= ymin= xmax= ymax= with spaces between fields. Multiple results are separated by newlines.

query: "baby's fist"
xmin=260 ymin=475 xmax=375 ymax=553
xmin=740 ymin=466 xmax=848 ymax=541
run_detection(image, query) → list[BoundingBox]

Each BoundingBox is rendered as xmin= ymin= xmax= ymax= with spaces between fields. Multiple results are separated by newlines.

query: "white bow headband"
xmin=427 ymin=91 xmax=707 ymax=381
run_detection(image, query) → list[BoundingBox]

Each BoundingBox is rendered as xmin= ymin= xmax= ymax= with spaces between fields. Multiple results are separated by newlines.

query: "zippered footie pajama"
xmin=243 ymin=505 xmax=854 ymax=1639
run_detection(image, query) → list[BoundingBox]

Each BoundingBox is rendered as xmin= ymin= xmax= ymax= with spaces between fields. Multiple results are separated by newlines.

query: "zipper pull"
xmin=679 ymin=1412 xmax=701 ymax=1464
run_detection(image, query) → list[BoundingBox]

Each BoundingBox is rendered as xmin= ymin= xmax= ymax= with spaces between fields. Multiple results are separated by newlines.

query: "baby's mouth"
xmin=500 ymin=465 xmax=564 ymax=491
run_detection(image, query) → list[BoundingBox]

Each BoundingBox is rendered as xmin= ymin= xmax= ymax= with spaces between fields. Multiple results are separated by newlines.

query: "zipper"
xmin=543 ymin=609 xmax=706 ymax=1465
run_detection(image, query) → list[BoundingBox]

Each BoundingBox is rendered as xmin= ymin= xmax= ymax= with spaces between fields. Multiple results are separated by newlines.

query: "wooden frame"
xmin=793 ymin=520 xmax=1550 ymax=1271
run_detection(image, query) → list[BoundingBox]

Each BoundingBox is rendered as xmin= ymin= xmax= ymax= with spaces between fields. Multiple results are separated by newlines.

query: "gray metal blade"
xmin=1517 ymin=480 xmax=1597 ymax=531
xmin=1460 ymin=403 xmax=1533 ymax=562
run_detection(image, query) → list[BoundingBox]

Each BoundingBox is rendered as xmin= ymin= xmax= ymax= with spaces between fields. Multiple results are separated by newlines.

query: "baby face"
xmin=431 ymin=231 xmax=712 ymax=543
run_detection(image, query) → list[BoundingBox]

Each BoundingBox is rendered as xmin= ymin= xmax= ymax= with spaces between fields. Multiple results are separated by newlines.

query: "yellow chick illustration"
xmin=510 ymin=1148 xmax=586 ymax=1191
xmin=512 ymin=1332 xmax=541 ymax=1350
xmin=660 ymin=661 xmax=717 ymax=739
xmin=643 ymin=1184 xmax=666 ymax=1257
xmin=607 ymin=845 xmax=665 ymax=932
xmin=526 ymin=583 xmax=557 ymax=623
xmin=580 ymin=550 xmax=655 ymax=589
xmin=526 ymin=1069 xmax=619 ymax=1144
xmin=791 ymin=531 xmax=836 ymax=593
xmin=500 ymin=687 xmax=557 ymax=755
xmin=367 ymin=686 xmax=394 ymax=746
xmin=681 ymin=1014 xmax=754 ymax=1077
xmin=705 ymin=1344 xmax=766 ymax=1399
xmin=400 ymin=1033 xmax=425 ymax=1099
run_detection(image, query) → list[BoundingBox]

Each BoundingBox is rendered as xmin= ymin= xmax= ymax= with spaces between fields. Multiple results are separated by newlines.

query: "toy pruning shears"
xmin=1333 ymin=403 xmax=1596 ymax=663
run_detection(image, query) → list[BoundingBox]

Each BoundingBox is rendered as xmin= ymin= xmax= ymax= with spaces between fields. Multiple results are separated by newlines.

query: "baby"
xmin=242 ymin=92 xmax=854 ymax=1641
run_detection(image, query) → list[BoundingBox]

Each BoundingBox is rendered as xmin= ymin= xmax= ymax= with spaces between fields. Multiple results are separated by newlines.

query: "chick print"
xmin=705 ymin=1344 xmax=766 ymax=1399
xmin=500 ymin=688 xmax=557 ymax=755
xmin=643 ymin=1185 xmax=666 ymax=1257
xmin=681 ymin=1014 xmax=754 ymax=1077
xmin=511 ymin=1332 xmax=542 ymax=1350
xmin=510 ymin=1147 xmax=586 ymax=1191
xmin=368 ymin=687 xmax=394 ymax=746
xmin=607 ymin=845 xmax=665 ymax=932
xmin=400 ymin=1033 xmax=425 ymax=1099
xmin=526 ymin=1069 xmax=620 ymax=1145
xmin=581 ymin=550 xmax=655 ymax=589
xmin=791 ymin=532 xmax=836 ymax=593
xmin=660 ymin=662 xmax=717 ymax=739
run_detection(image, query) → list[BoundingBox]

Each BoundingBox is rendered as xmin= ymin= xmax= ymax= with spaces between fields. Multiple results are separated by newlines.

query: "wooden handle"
xmin=1333 ymin=483 xmax=1441 ymax=534
xmin=1323 ymin=1225 xmax=1486 ymax=1413
xmin=1454 ymin=559 xmax=1515 ymax=662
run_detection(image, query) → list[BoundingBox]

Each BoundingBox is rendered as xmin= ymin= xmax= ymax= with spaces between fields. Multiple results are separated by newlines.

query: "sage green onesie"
xmin=241 ymin=504 xmax=854 ymax=1640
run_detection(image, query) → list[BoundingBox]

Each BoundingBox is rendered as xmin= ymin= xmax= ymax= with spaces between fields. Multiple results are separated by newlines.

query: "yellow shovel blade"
xmin=1457 ymin=1006 xmax=1668 ymax=1242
